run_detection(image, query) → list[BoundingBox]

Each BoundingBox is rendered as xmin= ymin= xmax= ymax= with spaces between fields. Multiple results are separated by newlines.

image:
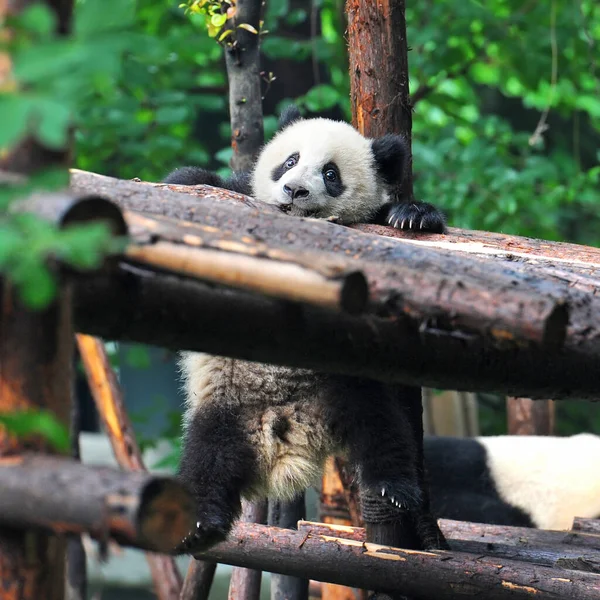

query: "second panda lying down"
xmin=426 ymin=433 xmax=600 ymax=530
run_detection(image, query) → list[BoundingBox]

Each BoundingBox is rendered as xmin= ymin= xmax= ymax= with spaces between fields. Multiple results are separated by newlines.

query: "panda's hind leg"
xmin=177 ymin=403 xmax=258 ymax=553
xmin=328 ymin=379 xmax=422 ymax=512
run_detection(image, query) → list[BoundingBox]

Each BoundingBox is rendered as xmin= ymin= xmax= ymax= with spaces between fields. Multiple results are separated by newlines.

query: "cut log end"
xmin=138 ymin=478 xmax=196 ymax=552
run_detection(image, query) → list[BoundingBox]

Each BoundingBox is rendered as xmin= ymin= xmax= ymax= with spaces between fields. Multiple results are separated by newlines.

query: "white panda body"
xmin=425 ymin=434 xmax=600 ymax=531
xmin=480 ymin=433 xmax=600 ymax=530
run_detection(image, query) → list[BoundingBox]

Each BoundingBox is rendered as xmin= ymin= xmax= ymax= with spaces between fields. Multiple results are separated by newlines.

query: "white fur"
xmin=251 ymin=118 xmax=388 ymax=223
xmin=480 ymin=433 xmax=600 ymax=530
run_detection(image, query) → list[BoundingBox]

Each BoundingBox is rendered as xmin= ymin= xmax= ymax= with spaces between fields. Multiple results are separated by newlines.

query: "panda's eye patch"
xmin=285 ymin=153 xmax=299 ymax=169
xmin=322 ymin=162 xmax=345 ymax=197
xmin=271 ymin=152 xmax=300 ymax=181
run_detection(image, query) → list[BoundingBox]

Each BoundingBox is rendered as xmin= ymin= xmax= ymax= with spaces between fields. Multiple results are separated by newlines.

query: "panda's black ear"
xmin=278 ymin=105 xmax=302 ymax=131
xmin=371 ymin=134 xmax=409 ymax=185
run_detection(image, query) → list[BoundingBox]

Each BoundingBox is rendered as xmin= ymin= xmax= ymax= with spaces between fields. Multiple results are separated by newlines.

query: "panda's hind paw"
xmin=378 ymin=483 xmax=422 ymax=512
xmin=174 ymin=519 xmax=229 ymax=555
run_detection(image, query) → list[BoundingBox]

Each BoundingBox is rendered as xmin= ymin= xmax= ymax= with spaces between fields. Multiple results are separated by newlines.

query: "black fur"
xmin=271 ymin=152 xmax=299 ymax=182
xmin=322 ymin=161 xmax=345 ymax=197
xmin=424 ymin=437 xmax=534 ymax=527
xmin=383 ymin=201 xmax=447 ymax=234
xmin=178 ymin=404 xmax=259 ymax=552
xmin=371 ymin=134 xmax=408 ymax=186
xmin=162 ymin=166 xmax=252 ymax=195
xmin=278 ymin=105 xmax=303 ymax=130
xmin=177 ymin=374 xmax=448 ymax=553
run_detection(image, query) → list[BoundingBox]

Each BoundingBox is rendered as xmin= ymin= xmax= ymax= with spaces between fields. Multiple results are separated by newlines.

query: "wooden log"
xmin=269 ymin=495 xmax=309 ymax=600
xmin=507 ymin=397 xmax=555 ymax=435
xmin=195 ymin=522 xmax=600 ymax=600
xmin=124 ymin=240 xmax=368 ymax=314
xmin=297 ymin=521 xmax=600 ymax=574
xmin=75 ymin=334 xmax=183 ymax=600
xmin=572 ymin=518 xmax=600 ymax=535
xmin=68 ymin=170 xmax=600 ymax=400
xmin=0 ymin=454 xmax=194 ymax=552
xmin=180 ymin=560 xmax=217 ymax=600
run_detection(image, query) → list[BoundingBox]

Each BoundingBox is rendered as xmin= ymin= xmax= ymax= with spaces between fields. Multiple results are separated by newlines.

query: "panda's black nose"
xmin=283 ymin=184 xmax=309 ymax=200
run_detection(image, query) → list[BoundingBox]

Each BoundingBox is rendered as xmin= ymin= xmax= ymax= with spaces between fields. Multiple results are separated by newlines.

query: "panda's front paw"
xmin=175 ymin=518 xmax=229 ymax=555
xmin=387 ymin=202 xmax=446 ymax=233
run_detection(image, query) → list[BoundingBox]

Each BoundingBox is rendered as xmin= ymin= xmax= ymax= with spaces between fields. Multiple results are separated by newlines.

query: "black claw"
xmin=387 ymin=202 xmax=446 ymax=233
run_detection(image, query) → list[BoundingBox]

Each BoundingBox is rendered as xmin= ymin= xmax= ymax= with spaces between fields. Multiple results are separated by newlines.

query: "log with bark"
xmin=194 ymin=521 xmax=600 ymax=600
xmin=69 ymin=170 xmax=600 ymax=400
xmin=76 ymin=334 xmax=183 ymax=600
xmin=298 ymin=520 xmax=600 ymax=574
xmin=0 ymin=454 xmax=194 ymax=553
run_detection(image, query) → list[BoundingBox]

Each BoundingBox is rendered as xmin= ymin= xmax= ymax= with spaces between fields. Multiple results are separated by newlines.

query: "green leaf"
xmin=0 ymin=96 xmax=31 ymax=148
xmin=74 ymin=0 xmax=136 ymax=37
xmin=0 ymin=410 xmax=70 ymax=453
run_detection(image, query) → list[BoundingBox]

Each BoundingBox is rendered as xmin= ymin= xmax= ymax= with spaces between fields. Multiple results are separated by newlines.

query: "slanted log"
xmin=76 ymin=334 xmax=183 ymax=600
xmin=195 ymin=522 xmax=600 ymax=600
xmin=0 ymin=454 xmax=194 ymax=553
xmin=180 ymin=561 xmax=217 ymax=600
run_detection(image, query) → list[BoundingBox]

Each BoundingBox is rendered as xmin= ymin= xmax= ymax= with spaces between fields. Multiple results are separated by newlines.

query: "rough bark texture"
xmin=507 ymin=397 xmax=555 ymax=435
xmin=68 ymin=171 xmax=600 ymax=399
xmin=180 ymin=560 xmax=217 ymax=600
xmin=75 ymin=334 xmax=183 ymax=600
xmin=0 ymin=281 xmax=73 ymax=600
xmin=195 ymin=522 xmax=600 ymax=600
xmin=0 ymin=454 xmax=194 ymax=552
xmin=228 ymin=500 xmax=268 ymax=600
xmin=299 ymin=520 xmax=600 ymax=573
xmin=225 ymin=0 xmax=264 ymax=171
xmin=347 ymin=0 xmax=413 ymax=199
xmin=269 ymin=496 xmax=309 ymax=600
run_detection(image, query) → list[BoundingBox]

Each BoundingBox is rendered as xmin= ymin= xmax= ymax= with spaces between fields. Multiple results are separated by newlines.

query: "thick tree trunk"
xmin=224 ymin=0 xmax=264 ymax=171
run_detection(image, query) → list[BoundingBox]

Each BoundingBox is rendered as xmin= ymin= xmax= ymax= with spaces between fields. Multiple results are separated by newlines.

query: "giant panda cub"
xmin=164 ymin=105 xmax=446 ymax=233
xmin=425 ymin=434 xmax=600 ymax=530
xmin=168 ymin=108 xmax=447 ymax=552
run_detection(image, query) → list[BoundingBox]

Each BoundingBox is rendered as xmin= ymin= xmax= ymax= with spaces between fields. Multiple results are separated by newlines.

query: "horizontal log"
xmin=0 ymin=454 xmax=194 ymax=552
xmin=124 ymin=240 xmax=367 ymax=314
xmin=572 ymin=518 xmax=600 ymax=535
xmin=297 ymin=520 xmax=600 ymax=573
xmin=69 ymin=170 xmax=600 ymax=399
xmin=195 ymin=522 xmax=600 ymax=600
xmin=74 ymin=263 xmax=600 ymax=400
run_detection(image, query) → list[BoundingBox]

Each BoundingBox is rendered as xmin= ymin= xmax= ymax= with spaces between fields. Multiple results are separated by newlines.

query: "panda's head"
xmin=251 ymin=106 xmax=409 ymax=224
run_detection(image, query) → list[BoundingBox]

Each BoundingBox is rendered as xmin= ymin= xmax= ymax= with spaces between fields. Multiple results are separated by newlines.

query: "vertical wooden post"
xmin=320 ymin=459 xmax=362 ymax=600
xmin=228 ymin=499 xmax=268 ymax=600
xmin=507 ymin=398 xmax=555 ymax=435
xmin=0 ymin=280 xmax=73 ymax=600
xmin=269 ymin=494 xmax=309 ymax=600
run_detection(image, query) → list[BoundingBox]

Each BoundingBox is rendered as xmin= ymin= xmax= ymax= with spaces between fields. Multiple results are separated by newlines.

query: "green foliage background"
xmin=2 ymin=0 xmax=600 ymax=437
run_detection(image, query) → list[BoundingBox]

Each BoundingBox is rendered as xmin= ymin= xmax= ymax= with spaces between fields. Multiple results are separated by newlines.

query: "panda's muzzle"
xmin=283 ymin=184 xmax=310 ymax=201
